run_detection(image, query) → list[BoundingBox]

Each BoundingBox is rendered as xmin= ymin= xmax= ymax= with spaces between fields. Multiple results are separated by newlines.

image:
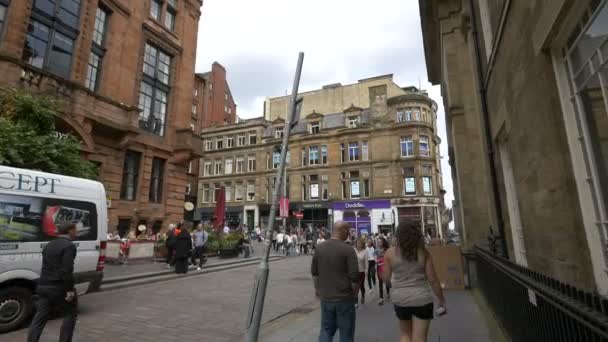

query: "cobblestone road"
xmin=4 ymin=256 xmax=314 ymax=342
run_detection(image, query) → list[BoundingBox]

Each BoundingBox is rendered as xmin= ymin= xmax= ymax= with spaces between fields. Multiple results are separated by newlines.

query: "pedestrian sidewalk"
xmin=258 ymin=290 xmax=506 ymax=342
xmin=103 ymin=241 xmax=287 ymax=280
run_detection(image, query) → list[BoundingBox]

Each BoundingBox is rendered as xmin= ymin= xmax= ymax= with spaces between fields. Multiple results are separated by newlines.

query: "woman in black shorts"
xmin=382 ymin=222 xmax=446 ymax=342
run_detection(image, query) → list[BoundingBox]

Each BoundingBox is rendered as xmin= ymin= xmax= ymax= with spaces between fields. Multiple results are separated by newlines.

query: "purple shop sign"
xmin=333 ymin=199 xmax=391 ymax=211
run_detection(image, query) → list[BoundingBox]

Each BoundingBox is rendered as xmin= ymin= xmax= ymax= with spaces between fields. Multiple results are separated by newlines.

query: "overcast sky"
xmin=195 ymin=0 xmax=454 ymax=212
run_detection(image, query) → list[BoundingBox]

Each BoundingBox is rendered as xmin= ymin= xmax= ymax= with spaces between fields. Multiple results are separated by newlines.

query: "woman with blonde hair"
xmin=354 ymin=239 xmax=368 ymax=306
xmin=383 ymin=222 xmax=446 ymax=342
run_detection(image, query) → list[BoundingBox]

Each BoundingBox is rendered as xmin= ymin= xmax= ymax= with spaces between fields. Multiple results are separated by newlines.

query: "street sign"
xmin=295 ymin=211 xmax=304 ymax=220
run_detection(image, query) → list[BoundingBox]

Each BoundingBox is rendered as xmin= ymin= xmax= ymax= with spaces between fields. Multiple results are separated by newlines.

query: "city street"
xmin=4 ymin=254 xmax=498 ymax=342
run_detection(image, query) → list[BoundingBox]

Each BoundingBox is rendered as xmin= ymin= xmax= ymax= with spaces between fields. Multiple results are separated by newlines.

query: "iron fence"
xmin=474 ymin=245 xmax=608 ymax=342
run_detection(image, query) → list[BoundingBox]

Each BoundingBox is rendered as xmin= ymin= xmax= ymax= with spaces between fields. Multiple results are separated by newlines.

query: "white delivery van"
xmin=0 ymin=166 xmax=107 ymax=332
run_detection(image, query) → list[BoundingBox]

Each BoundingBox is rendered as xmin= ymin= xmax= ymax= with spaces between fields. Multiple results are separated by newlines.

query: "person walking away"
xmin=271 ymin=230 xmax=278 ymax=251
xmin=276 ymin=230 xmax=284 ymax=253
xmin=255 ymin=226 xmax=262 ymax=242
xmin=305 ymin=228 xmax=313 ymax=255
xmin=355 ymin=239 xmax=368 ymax=306
xmin=285 ymin=231 xmax=293 ymax=257
xmin=173 ymin=223 xmax=193 ymax=274
xmin=28 ymin=223 xmax=78 ymax=342
xmin=376 ymin=237 xmax=391 ymax=305
xmin=383 ymin=222 xmax=446 ymax=342
xmin=191 ymin=224 xmax=208 ymax=271
xmin=311 ymin=221 xmax=359 ymax=342
xmin=165 ymin=223 xmax=177 ymax=269
xmin=366 ymin=240 xmax=377 ymax=292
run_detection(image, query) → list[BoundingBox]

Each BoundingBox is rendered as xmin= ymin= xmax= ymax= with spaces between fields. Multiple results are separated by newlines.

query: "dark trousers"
xmin=367 ymin=261 xmax=376 ymax=288
xmin=319 ymin=300 xmax=356 ymax=342
xmin=175 ymin=257 xmax=188 ymax=274
xmin=166 ymin=246 xmax=175 ymax=265
xmin=378 ymin=276 xmax=390 ymax=299
xmin=358 ymin=272 xmax=366 ymax=299
xmin=272 ymin=240 xmax=277 ymax=251
xmin=191 ymin=245 xmax=206 ymax=267
xmin=28 ymin=286 xmax=77 ymax=342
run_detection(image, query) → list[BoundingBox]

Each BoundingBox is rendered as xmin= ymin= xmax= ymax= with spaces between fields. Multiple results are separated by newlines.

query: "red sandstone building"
xmin=185 ymin=61 xmax=237 ymax=213
xmin=0 ymin=0 xmax=203 ymax=235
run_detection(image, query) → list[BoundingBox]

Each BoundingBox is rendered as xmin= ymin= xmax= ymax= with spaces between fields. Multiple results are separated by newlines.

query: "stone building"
xmin=184 ymin=61 xmax=238 ymax=217
xmin=197 ymin=76 xmax=447 ymax=237
xmin=420 ymin=0 xmax=608 ymax=293
xmin=0 ymin=0 xmax=203 ymax=236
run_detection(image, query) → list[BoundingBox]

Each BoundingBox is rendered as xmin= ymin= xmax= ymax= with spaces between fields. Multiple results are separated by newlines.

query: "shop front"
xmin=194 ymin=205 xmax=243 ymax=228
xmin=290 ymin=201 xmax=331 ymax=231
xmin=333 ymin=199 xmax=392 ymax=236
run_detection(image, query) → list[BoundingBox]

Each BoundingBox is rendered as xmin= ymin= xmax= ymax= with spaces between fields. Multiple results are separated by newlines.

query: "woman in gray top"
xmin=383 ymin=222 xmax=446 ymax=342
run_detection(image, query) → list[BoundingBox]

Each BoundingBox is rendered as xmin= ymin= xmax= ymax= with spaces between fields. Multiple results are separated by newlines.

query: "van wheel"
xmin=0 ymin=287 xmax=34 ymax=333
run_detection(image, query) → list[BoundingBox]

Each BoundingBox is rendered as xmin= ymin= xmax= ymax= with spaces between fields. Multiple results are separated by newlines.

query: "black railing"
xmin=474 ymin=245 xmax=608 ymax=342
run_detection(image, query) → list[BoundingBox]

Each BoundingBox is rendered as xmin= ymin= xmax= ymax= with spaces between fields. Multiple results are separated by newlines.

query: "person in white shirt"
xmin=276 ymin=231 xmax=284 ymax=253
xmin=366 ymin=240 xmax=377 ymax=291
xmin=285 ymin=233 xmax=293 ymax=257
xmin=223 ymin=225 xmax=230 ymax=235
xmin=255 ymin=226 xmax=262 ymax=242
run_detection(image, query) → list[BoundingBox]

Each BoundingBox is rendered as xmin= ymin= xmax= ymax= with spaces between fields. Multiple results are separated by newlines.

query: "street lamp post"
xmin=243 ymin=53 xmax=304 ymax=342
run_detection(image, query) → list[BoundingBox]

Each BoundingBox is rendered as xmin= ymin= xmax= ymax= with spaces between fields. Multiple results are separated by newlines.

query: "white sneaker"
xmin=378 ymin=299 xmax=384 ymax=306
xmin=197 ymin=267 xmax=201 ymax=271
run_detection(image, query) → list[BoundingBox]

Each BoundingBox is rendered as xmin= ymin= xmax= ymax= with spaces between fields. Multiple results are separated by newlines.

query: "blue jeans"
xmin=319 ymin=300 xmax=356 ymax=342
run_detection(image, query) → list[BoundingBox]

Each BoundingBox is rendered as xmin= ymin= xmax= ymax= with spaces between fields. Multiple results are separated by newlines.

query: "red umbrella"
xmin=213 ymin=187 xmax=226 ymax=234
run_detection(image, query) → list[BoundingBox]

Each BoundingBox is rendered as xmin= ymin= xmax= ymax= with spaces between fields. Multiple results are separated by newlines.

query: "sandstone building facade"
xmin=0 ymin=0 xmax=203 ymax=235
xmin=197 ymin=76 xmax=448 ymax=237
xmin=420 ymin=0 xmax=608 ymax=293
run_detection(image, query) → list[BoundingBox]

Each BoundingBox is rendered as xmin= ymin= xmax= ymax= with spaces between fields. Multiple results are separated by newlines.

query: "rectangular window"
xmin=85 ymin=52 xmax=101 ymax=91
xmin=350 ymin=180 xmax=360 ymax=198
xmin=224 ymin=159 xmax=233 ymax=175
xmin=214 ymin=160 xmax=222 ymax=175
xmin=309 ymin=146 xmax=319 ymax=165
xmin=202 ymin=184 xmax=210 ymax=202
xmin=419 ymin=135 xmax=430 ymax=157
xmin=213 ymin=185 xmax=220 ymax=203
xmin=92 ymin=7 xmax=108 ymax=46
xmin=301 ymin=147 xmax=308 ymax=166
xmin=347 ymin=116 xmax=359 ymax=128
xmin=321 ymin=145 xmax=328 ymax=164
xmin=340 ymin=143 xmax=345 ymax=163
xmin=249 ymin=132 xmax=257 ymax=145
xmin=341 ymin=181 xmax=346 ymax=199
xmin=310 ymin=183 xmax=319 ymax=200
xmin=149 ymin=157 xmax=165 ymax=203
xmin=397 ymin=110 xmax=405 ymax=123
xmin=120 ymin=150 xmax=141 ymax=200
xmin=150 ymin=0 xmax=161 ymax=20
xmin=422 ymin=176 xmax=432 ymax=195
xmin=236 ymin=157 xmax=245 ymax=173
xmin=248 ymin=156 xmax=256 ymax=172
xmin=0 ymin=4 xmax=7 ymax=35
xmin=404 ymin=177 xmax=416 ymax=196
xmin=23 ymin=18 xmax=76 ymax=79
xmin=275 ymin=127 xmax=284 ymax=139
xmin=362 ymin=141 xmax=368 ymax=161
xmin=322 ymin=183 xmax=329 ymax=200
xmin=216 ymin=136 xmax=223 ymax=149
xmin=225 ymin=184 xmax=232 ymax=202
xmin=309 ymin=122 xmax=320 ymax=134
xmin=406 ymin=109 xmax=413 ymax=121
xmin=203 ymin=161 xmax=211 ymax=176
xmin=237 ymin=134 xmax=246 ymax=146
xmin=192 ymin=104 xmax=197 ymax=115
xmin=138 ymin=43 xmax=171 ymax=136
xmin=205 ymin=140 xmax=213 ymax=151
xmin=414 ymin=109 xmax=421 ymax=121
xmin=364 ymin=179 xmax=370 ymax=198
xmin=235 ymin=183 xmax=244 ymax=201
xmin=401 ymin=136 xmax=414 ymax=157
xmin=227 ymin=136 xmax=234 ymax=148
xmin=164 ymin=8 xmax=176 ymax=31
xmin=302 ymin=176 xmax=307 ymax=200
xmin=247 ymin=181 xmax=255 ymax=201
xmin=273 ymin=151 xmax=281 ymax=169
xmin=348 ymin=142 xmax=359 ymax=161
xmin=193 ymin=88 xmax=198 ymax=97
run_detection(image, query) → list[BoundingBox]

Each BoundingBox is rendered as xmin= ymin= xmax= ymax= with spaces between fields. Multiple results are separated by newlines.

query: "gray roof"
xmin=262 ymin=110 xmax=371 ymax=138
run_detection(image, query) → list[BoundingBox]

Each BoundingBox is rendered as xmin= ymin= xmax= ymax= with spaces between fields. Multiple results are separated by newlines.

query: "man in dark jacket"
xmin=28 ymin=222 xmax=78 ymax=342
xmin=165 ymin=223 xmax=177 ymax=268
xmin=173 ymin=222 xmax=193 ymax=274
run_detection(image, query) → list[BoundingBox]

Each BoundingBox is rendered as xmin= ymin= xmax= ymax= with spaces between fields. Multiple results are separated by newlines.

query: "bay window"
xmin=419 ymin=135 xmax=430 ymax=156
xmin=401 ymin=136 xmax=414 ymax=157
xmin=422 ymin=176 xmax=432 ymax=195
xmin=348 ymin=142 xmax=359 ymax=161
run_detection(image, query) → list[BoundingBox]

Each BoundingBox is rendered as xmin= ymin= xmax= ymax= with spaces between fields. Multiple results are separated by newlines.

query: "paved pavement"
xmin=4 ymin=255 xmax=315 ymax=342
xmin=258 ymin=289 xmax=495 ymax=342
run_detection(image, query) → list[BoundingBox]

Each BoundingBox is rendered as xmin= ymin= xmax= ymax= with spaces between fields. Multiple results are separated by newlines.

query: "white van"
xmin=0 ymin=166 xmax=107 ymax=332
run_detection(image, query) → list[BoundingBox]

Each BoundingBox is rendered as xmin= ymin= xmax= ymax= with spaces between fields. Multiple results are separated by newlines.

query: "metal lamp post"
xmin=243 ymin=52 xmax=304 ymax=342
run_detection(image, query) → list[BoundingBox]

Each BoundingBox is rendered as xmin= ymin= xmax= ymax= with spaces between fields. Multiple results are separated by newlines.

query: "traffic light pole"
xmin=244 ymin=52 xmax=304 ymax=342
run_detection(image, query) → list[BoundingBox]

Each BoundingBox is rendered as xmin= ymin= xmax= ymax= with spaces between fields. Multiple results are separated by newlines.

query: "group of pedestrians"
xmin=271 ymin=227 xmax=327 ymax=257
xmin=311 ymin=221 xmax=447 ymax=342
xmin=165 ymin=222 xmax=209 ymax=274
